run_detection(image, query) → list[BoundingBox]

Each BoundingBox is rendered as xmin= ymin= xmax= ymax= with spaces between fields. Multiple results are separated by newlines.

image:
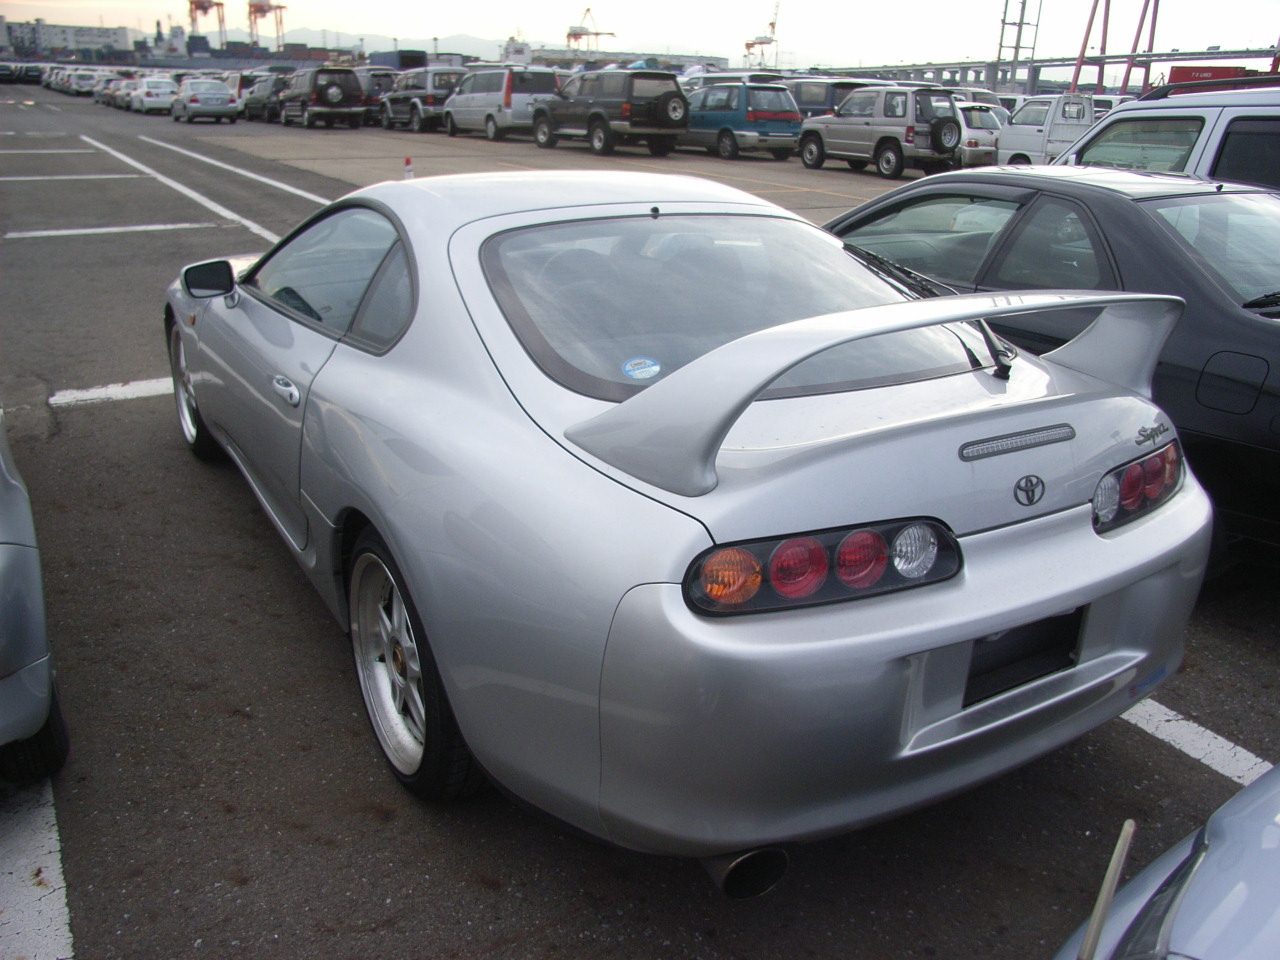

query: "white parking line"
xmin=139 ymin=136 xmax=331 ymax=205
xmin=79 ymin=135 xmax=279 ymax=243
xmin=1122 ymin=698 xmax=1273 ymax=785
xmin=1 ymin=174 xmax=142 ymax=182
xmin=0 ymin=782 xmax=75 ymax=960
xmin=7 ymin=223 xmax=215 ymax=240
xmin=0 ymin=149 xmax=96 ymax=154
xmin=49 ymin=378 xmax=172 ymax=406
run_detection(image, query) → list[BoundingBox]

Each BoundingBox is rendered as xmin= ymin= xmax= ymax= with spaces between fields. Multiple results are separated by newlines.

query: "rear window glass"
xmin=961 ymin=106 xmax=1001 ymax=130
xmin=1144 ymin=192 xmax=1280 ymax=304
xmin=435 ymin=72 xmax=464 ymax=91
xmin=632 ymin=76 xmax=680 ymax=99
xmin=188 ymin=81 xmax=229 ymax=93
xmin=511 ymin=71 xmax=559 ymax=94
xmin=916 ymin=92 xmax=957 ymax=120
xmin=1076 ymin=117 xmax=1204 ymax=172
xmin=748 ymin=87 xmax=797 ymax=112
xmin=482 ymin=215 xmax=991 ymax=401
xmin=316 ymin=70 xmax=360 ymax=92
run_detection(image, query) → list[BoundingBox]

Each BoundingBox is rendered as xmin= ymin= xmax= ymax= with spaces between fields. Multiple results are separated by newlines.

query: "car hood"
xmin=562 ymin=292 xmax=1182 ymax=542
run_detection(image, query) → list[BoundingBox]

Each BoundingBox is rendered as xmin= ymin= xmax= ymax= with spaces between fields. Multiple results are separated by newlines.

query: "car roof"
xmin=910 ymin=165 xmax=1276 ymax=201
xmin=349 ymin=171 xmax=779 ymax=230
xmin=1111 ymin=86 xmax=1280 ymax=111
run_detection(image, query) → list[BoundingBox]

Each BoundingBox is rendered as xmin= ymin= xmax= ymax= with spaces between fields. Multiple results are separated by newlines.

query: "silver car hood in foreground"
xmin=567 ymin=292 xmax=1180 ymax=498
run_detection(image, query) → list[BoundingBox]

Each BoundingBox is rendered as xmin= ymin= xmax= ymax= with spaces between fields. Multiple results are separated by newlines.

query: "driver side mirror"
xmin=182 ymin=260 xmax=235 ymax=298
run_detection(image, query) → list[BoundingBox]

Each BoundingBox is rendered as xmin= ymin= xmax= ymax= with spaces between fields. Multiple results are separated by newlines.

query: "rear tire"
xmin=769 ymin=148 xmax=793 ymax=161
xmin=875 ymin=142 xmax=905 ymax=178
xmin=484 ymin=115 xmax=504 ymax=141
xmin=410 ymin=106 xmax=425 ymax=133
xmin=349 ymin=528 xmax=483 ymax=800
xmin=716 ymin=130 xmax=740 ymax=159
xmin=846 ymin=159 xmax=868 ymax=171
xmin=589 ymin=119 xmax=615 ymax=155
xmin=445 ymin=113 xmax=458 ymax=137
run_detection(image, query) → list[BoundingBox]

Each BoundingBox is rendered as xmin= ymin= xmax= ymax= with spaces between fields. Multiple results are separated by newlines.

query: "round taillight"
xmin=1119 ymin=462 xmax=1145 ymax=511
xmin=836 ymin=530 xmax=888 ymax=589
xmin=1163 ymin=445 xmax=1181 ymax=486
xmin=1093 ymin=472 xmax=1120 ymax=525
xmin=699 ymin=547 xmax=762 ymax=606
xmin=1143 ymin=454 xmax=1166 ymax=501
xmin=769 ymin=537 xmax=828 ymax=599
xmin=892 ymin=523 xmax=938 ymax=579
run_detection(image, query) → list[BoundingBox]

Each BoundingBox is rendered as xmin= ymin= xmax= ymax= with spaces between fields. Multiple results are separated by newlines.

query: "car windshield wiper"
xmin=842 ymin=243 xmax=957 ymax=299
xmin=1242 ymin=290 xmax=1280 ymax=309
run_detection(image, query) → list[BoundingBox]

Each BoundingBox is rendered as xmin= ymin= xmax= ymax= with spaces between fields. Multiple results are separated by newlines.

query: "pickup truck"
xmin=997 ymin=94 xmax=1096 ymax=164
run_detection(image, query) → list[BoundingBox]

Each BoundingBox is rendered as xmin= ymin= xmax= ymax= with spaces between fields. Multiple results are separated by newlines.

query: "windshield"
xmin=1143 ymin=192 xmax=1280 ymax=308
xmin=483 ymin=215 xmax=995 ymax=401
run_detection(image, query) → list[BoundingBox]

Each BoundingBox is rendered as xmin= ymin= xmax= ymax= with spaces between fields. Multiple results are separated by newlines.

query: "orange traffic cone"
xmin=403 ymin=157 xmax=414 ymax=179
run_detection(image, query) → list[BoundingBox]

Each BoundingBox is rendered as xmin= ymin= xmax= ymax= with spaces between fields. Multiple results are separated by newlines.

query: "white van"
xmin=998 ymin=93 xmax=1096 ymax=164
xmin=1053 ymin=80 xmax=1280 ymax=190
xmin=443 ymin=64 xmax=560 ymax=140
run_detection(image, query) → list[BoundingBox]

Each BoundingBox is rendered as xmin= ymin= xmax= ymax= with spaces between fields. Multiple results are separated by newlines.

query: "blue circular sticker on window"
xmin=622 ymin=357 xmax=661 ymax=380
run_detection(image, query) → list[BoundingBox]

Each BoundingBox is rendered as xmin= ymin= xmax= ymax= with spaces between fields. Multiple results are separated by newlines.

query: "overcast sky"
xmin=6 ymin=0 xmax=1277 ymax=71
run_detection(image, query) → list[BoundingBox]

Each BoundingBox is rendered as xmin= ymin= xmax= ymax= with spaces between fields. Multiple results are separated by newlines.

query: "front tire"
xmin=769 ymin=148 xmax=793 ymax=161
xmin=168 ymin=323 xmax=223 ymax=461
xmin=800 ymin=134 xmax=825 ymax=169
xmin=349 ymin=529 xmax=482 ymax=800
xmin=647 ymin=136 xmax=676 ymax=156
xmin=533 ymin=115 xmax=557 ymax=148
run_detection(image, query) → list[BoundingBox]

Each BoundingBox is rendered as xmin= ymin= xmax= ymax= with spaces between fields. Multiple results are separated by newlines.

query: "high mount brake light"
xmin=686 ymin=520 xmax=961 ymax=616
xmin=1092 ymin=442 xmax=1182 ymax=533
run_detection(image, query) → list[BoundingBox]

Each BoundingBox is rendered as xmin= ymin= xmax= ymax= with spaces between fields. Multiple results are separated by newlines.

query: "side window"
xmin=247 ymin=207 xmax=401 ymax=335
xmin=481 ymin=72 xmax=504 ymax=94
xmin=455 ymin=75 xmax=474 ymax=96
xmin=1076 ymin=117 xmax=1204 ymax=172
xmin=1011 ymin=101 xmax=1050 ymax=125
xmin=348 ymin=242 xmax=414 ymax=352
xmin=599 ymin=72 xmax=626 ymax=97
xmin=687 ymin=89 xmax=706 ymax=110
xmin=837 ymin=194 xmax=1024 ymax=284
xmin=882 ymin=93 xmax=906 ymax=119
xmin=561 ymin=77 xmax=581 ymax=98
xmin=579 ymin=75 xmax=599 ymax=97
xmin=985 ymin=198 xmax=1115 ymax=290
xmin=704 ymin=87 xmax=731 ymax=110
xmin=1210 ymin=118 xmax=1280 ymax=189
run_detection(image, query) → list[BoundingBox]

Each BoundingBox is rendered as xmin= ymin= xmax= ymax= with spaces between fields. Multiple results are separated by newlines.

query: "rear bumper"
xmin=733 ymin=131 xmax=800 ymax=151
xmin=598 ymin=486 xmax=1212 ymax=857
xmin=0 ymin=656 xmax=52 ymax=746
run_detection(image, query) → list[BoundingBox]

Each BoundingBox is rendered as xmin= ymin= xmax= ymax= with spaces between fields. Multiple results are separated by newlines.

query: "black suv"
xmin=243 ymin=75 xmax=288 ymax=122
xmin=279 ymin=67 xmax=365 ymax=129
xmin=532 ymin=69 xmax=689 ymax=156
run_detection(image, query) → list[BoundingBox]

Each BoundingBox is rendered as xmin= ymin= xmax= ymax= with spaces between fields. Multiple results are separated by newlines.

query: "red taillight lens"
xmin=189 ymin=95 xmax=199 ymax=103
xmin=836 ymin=531 xmax=888 ymax=589
xmin=769 ymin=538 xmax=828 ymax=599
xmin=906 ymin=125 xmax=916 ymax=144
xmin=1093 ymin=441 xmax=1183 ymax=533
xmin=503 ymin=71 xmax=512 ymax=108
xmin=687 ymin=520 xmax=960 ymax=615
xmin=621 ymin=102 xmax=632 ymax=119
xmin=746 ymin=110 xmax=756 ymax=123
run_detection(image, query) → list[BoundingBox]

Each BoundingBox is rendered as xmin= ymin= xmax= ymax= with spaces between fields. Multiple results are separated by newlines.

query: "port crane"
xmin=744 ymin=0 xmax=780 ymax=68
xmin=188 ymin=0 xmax=227 ymax=51
xmin=567 ymin=8 xmax=614 ymax=53
xmin=248 ymin=1 xmax=286 ymax=53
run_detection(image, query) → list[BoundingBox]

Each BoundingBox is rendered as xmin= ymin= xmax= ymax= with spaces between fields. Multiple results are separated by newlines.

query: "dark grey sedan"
xmin=824 ymin=166 xmax=1280 ymax=552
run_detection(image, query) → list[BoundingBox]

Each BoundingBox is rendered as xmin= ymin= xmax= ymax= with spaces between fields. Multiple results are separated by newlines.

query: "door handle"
xmin=272 ymin=375 xmax=301 ymax=407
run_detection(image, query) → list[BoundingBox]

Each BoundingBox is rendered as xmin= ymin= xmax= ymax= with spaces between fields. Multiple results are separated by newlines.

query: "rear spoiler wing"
xmin=565 ymin=292 xmax=1182 ymax=497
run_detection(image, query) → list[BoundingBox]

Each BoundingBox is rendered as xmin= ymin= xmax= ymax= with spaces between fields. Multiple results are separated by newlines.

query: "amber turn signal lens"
xmin=699 ymin=547 xmax=763 ymax=606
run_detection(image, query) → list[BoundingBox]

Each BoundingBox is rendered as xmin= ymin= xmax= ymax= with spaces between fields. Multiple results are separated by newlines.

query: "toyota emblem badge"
xmin=1014 ymin=475 xmax=1045 ymax=506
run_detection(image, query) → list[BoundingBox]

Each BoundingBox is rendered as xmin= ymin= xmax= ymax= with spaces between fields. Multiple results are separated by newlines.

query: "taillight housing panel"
xmin=685 ymin=519 xmax=961 ymax=616
xmin=1092 ymin=441 xmax=1183 ymax=533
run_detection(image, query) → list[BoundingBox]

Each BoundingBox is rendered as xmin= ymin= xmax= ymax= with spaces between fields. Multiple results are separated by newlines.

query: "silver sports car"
xmin=164 ymin=172 xmax=1212 ymax=896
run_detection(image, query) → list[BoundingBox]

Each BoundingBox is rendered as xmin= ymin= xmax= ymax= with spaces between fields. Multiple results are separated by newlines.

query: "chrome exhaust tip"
xmin=701 ymin=847 xmax=789 ymax=900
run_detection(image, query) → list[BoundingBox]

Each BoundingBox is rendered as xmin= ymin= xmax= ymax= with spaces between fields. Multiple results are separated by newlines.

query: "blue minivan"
xmin=680 ymin=83 xmax=802 ymax=160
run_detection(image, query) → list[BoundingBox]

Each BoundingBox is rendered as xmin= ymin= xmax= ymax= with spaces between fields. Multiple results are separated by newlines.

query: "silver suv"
xmin=1053 ymin=77 xmax=1280 ymax=190
xmin=799 ymin=86 xmax=962 ymax=178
